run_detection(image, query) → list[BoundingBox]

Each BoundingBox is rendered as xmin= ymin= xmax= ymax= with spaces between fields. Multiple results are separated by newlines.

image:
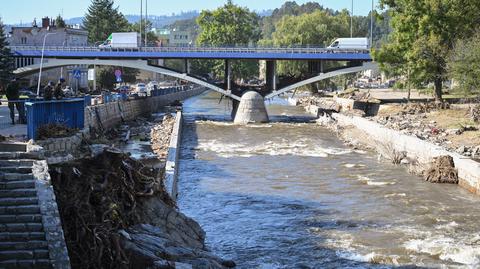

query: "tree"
xmin=55 ymin=15 xmax=66 ymax=28
xmin=0 ymin=20 xmax=14 ymax=89
xmin=374 ymin=0 xmax=480 ymax=102
xmin=448 ymin=32 xmax=480 ymax=96
xmin=196 ymin=0 xmax=262 ymax=80
xmin=83 ymin=0 xmax=129 ymax=43
xmin=265 ymin=10 xmax=350 ymax=77
xmin=126 ymin=19 xmax=157 ymax=46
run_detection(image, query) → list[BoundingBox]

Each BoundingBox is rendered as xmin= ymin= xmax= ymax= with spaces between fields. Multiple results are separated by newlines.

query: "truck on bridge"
xmin=327 ymin=37 xmax=369 ymax=50
xmin=99 ymin=32 xmax=140 ymax=49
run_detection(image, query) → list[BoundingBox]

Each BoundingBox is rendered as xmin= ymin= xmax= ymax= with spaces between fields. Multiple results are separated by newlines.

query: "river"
xmin=176 ymin=91 xmax=480 ymax=269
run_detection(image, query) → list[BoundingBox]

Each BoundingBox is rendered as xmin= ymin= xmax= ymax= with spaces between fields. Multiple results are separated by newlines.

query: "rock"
xmin=456 ymin=146 xmax=466 ymax=154
xmin=446 ymin=129 xmax=462 ymax=135
xmin=400 ymin=158 xmax=410 ymax=165
xmin=424 ymin=156 xmax=458 ymax=184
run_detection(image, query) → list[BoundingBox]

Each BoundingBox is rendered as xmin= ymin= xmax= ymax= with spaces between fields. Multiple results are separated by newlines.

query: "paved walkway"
xmin=0 ymin=105 xmax=27 ymax=140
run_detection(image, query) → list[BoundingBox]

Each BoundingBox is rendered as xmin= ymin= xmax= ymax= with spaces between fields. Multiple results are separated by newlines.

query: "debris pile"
xmin=151 ymin=114 xmax=175 ymax=160
xmin=36 ymin=123 xmax=78 ymax=140
xmin=424 ymin=155 xmax=459 ymax=184
xmin=50 ymin=147 xmax=234 ymax=268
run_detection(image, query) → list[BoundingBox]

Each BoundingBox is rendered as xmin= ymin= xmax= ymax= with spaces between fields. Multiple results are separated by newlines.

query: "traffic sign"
xmin=72 ymin=69 xmax=81 ymax=79
xmin=114 ymin=69 xmax=122 ymax=77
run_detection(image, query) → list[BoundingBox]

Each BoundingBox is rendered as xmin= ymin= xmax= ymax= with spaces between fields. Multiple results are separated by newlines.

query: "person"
xmin=5 ymin=78 xmax=26 ymax=124
xmin=43 ymin=81 xmax=54 ymax=101
xmin=54 ymin=80 xmax=64 ymax=100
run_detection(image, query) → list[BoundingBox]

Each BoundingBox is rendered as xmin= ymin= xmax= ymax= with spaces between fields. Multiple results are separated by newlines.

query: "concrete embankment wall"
xmin=164 ymin=111 xmax=182 ymax=201
xmin=39 ymin=88 xmax=205 ymax=153
xmin=331 ymin=113 xmax=480 ymax=195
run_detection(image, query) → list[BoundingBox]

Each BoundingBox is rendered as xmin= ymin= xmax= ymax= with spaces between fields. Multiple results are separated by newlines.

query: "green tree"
xmin=55 ymin=15 xmax=66 ymax=28
xmin=83 ymin=0 xmax=129 ymax=43
xmin=266 ymin=10 xmax=350 ymax=77
xmin=0 ymin=20 xmax=14 ymax=89
xmin=374 ymin=0 xmax=480 ymax=102
xmin=448 ymin=32 xmax=480 ymax=96
xmin=195 ymin=0 xmax=261 ymax=80
xmin=126 ymin=19 xmax=157 ymax=46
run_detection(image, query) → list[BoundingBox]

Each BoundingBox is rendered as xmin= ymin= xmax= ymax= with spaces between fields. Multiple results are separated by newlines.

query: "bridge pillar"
xmin=184 ymin=59 xmax=191 ymax=73
xmin=225 ymin=59 xmax=232 ymax=92
xmin=233 ymin=91 xmax=269 ymax=124
xmin=266 ymin=60 xmax=277 ymax=92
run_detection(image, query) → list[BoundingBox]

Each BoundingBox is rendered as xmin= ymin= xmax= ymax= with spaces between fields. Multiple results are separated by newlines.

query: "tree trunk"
xmin=434 ymin=78 xmax=443 ymax=103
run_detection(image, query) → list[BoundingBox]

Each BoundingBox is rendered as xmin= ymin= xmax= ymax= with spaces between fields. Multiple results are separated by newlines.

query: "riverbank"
xmin=300 ymin=98 xmax=480 ymax=195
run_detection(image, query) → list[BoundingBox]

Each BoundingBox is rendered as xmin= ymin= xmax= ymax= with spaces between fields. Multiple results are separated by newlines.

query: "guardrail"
xmin=8 ymin=45 xmax=371 ymax=54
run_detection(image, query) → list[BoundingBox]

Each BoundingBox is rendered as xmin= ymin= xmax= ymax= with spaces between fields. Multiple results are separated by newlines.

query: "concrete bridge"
xmin=9 ymin=46 xmax=378 ymax=123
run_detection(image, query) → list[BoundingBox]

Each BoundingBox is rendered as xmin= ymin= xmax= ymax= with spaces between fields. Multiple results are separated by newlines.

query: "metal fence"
xmin=25 ymin=99 xmax=85 ymax=140
xmin=8 ymin=45 xmax=371 ymax=55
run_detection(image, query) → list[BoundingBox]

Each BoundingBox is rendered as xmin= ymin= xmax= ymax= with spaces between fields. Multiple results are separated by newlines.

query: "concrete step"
xmin=0 ymin=143 xmax=27 ymax=153
xmin=0 ymin=214 xmax=43 ymax=223
xmin=0 ymin=160 xmax=35 ymax=167
xmin=0 ymin=205 xmax=40 ymax=215
xmin=0 ymin=152 xmax=42 ymax=160
xmin=0 ymin=232 xmax=45 ymax=242
xmin=0 ymin=223 xmax=43 ymax=233
xmin=0 ymin=249 xmax=50 ymax=260
xmin=0 ymin=167 xmax=32 ymax=174
xmin=0 ymin=259 xmax=52 ymax=269
xmin=0 ymin=189 xmax=37 ymax=198
xmin=0 ymin=180 xmax=36 ymax=190
xmin=0 ymin=197 xmax=38 ymax=206
xmin=0 ymin=173 xmax=34 ymax=181
xmin=0 ymin=240 xmax=48 ymax=251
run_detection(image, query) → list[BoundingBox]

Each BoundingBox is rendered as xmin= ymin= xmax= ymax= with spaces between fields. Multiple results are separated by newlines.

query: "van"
xmin=327 ymin=38 xmax=369 ymax=50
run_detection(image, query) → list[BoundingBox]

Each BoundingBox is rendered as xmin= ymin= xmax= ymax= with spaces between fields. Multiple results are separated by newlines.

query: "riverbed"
xmin=177 ymin=91 xmax=480 ymax=269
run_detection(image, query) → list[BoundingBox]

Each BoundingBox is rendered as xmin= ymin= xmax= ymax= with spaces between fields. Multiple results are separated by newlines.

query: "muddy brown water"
xmin=173 ymin=92 xmax=480 ymax=269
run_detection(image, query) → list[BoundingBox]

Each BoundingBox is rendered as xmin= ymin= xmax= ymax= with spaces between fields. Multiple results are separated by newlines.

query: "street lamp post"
xmin=351 ymin=0 xmax=353 ymax=38
xmin=36 ymin=30 xmax=57 ymax=96
xmin=370 ymin=0 xmax=374 ymax=48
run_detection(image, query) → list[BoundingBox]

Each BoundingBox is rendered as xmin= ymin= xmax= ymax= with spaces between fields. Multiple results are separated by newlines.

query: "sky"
xmin=0 ymin=0 xmax=380 ymax=24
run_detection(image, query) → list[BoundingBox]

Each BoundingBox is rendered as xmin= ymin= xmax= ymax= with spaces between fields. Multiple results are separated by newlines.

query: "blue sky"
xmin=1 ymin=0 xmax=380 ymax=24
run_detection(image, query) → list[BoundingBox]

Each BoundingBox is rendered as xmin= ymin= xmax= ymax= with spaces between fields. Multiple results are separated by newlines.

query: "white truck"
xmin=327 ymin=38 xmax=369 ymax=50
xmin=99 ymin=32 xmax=140 ymax=49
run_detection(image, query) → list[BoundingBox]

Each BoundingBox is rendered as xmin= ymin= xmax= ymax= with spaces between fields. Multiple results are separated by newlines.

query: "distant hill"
xmin=64 ymin=11 xmax=199 ymax=28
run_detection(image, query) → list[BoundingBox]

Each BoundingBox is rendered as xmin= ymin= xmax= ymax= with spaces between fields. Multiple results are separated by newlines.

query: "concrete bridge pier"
xmin=233 ymin=91 xmax=269 ymax=124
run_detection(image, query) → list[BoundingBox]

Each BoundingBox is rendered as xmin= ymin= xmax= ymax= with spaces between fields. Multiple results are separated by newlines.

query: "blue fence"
xmin=150 ymin=86 xmax=188 ymax=96
xmin=25 ymin=98 xmax=85 ymax=140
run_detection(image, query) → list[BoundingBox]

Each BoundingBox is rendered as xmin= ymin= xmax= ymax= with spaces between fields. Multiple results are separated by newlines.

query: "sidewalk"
xmin=0 ymin=104 xmax=27 ymax=141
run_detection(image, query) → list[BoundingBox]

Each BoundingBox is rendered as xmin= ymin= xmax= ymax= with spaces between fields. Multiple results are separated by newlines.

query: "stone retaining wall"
xmin=332 ymin=113 xmax=480 ymax=195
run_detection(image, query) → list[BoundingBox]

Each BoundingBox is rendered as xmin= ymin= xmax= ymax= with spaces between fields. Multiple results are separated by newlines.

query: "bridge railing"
xmin=8 ymin=45 xmax=371 ymax=54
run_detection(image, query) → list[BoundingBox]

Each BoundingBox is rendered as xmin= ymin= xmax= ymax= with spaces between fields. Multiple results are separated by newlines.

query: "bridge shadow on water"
xmin=177 ymin=115 xmax=432 ymax=269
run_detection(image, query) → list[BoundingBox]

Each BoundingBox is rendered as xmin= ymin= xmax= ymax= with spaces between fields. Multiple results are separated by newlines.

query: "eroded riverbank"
xmin=177 ymin=91 xmax=480 ymax=268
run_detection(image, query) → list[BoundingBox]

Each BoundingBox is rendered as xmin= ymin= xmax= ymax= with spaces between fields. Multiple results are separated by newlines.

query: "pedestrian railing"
xmin=25 ymin=99 xmax=85 ymax=140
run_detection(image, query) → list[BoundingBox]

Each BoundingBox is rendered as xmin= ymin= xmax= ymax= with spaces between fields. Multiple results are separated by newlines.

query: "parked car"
xmin=135 ymin=83 xmax=147 ymax=96
xmin=19 ymin=89 xmax=37 ymax=98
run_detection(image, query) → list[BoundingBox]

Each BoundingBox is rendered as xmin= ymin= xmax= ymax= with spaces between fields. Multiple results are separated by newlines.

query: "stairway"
xmin=0 ymin=143 xmax=70 ymax=269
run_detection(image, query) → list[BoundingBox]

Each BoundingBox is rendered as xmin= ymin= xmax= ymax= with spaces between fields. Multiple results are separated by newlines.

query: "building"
xmin=9 ymin=17 xmax=89 ymax=90
xmin=154 ymin=28 xmax=193 ymax=46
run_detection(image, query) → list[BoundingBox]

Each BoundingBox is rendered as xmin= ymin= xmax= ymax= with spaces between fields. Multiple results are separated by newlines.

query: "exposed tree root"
xmin=424 ymin=155 xmax=459 ymax=184
xmin=50 ymin=149 xmax=175 ymax=269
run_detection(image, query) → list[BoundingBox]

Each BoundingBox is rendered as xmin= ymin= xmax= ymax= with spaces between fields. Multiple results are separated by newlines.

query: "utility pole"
xmin=370 ymin=0 xmax=374 ymax=48
xmin=350 ymin=0 xmax=353 ymax=38
xmin=145 ymin=0 xmax=148 ymax=46
xmin=140 ymin=0 xmax=143 ymax=46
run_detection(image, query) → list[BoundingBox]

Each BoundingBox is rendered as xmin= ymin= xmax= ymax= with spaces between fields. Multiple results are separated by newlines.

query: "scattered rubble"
xmin=470 ymin=104 xmax=480 ymax=122
xmin=151 ymin=114 xmax=175 ymax=160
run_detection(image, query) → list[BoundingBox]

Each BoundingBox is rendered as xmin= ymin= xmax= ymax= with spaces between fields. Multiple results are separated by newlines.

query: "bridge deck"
xmin=10 ymin=46 xmax=372 ymax=61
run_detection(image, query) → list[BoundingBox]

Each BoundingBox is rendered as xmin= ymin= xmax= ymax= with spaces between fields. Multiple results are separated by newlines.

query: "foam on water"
xmin=343 ymin=163 xmax=367 ymax=168
xmin=404 ymin=236 xmax=480 ymax=266
xmin=196 ymin=139 xmax=354 ymax=158
xmin=384 ymin=193 xmax=407 ymax=198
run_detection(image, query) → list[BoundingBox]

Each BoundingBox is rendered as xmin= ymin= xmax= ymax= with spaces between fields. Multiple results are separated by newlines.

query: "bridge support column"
xmin=184 ymin=59 xmax=191 ymax=74
xmin=225 ymin=59 xmax=232 ymax=92
xmin=233 ymin=91 xmax=269 ymax=124
xmin=266 ymin=60 xmax=277 ymax=92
